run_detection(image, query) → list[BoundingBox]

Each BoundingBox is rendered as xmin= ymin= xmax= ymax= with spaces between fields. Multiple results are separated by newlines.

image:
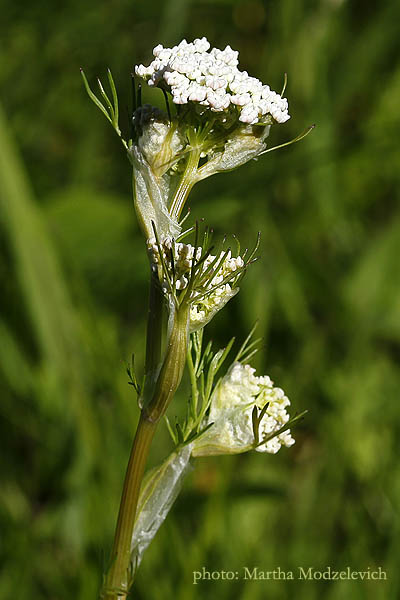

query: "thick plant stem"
xmin=144 ymin=304 xmax=189 ymax=422
xmin=101 ymin=416 xmax=156 ymax=600
xmin=101 ymin=299 xmax=189 ymax=599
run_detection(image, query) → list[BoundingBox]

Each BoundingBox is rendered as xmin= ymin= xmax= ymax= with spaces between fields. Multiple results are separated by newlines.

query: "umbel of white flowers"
xmin=130 ymin=37 xmax=293 ymax=241
xmin=131 ymin=359 xmax=296 ymax=567
xmin=192 ymin=362 xmax=295 ymax=456
xmin=82 ymin=39 xmax=312 ymax=243
xmin=147 ymin=237 xmax=246 ymax=331
xmin=135 ymin=37 xmax=290 ymax=125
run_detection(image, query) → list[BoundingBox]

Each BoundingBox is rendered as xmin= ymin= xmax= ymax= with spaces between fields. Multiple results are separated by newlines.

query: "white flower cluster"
xmin=192 ymin=362 xmax=295 ymax=456
xmin=147 ymin=238 xmax=244 ymax=330
xmin=135 ymin=38 xmax=290 ymax=125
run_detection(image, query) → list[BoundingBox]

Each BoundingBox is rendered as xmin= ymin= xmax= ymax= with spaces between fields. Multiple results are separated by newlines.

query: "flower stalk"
xmin=101 ymin=415 xmax=156 ymax=600
xmin=169 ymin=142 xmax=201 ymax=220
xmin=101 ymin=297 xmax=189 ymax=599
xmin=143 ymin=304 xmax=189 ymax=422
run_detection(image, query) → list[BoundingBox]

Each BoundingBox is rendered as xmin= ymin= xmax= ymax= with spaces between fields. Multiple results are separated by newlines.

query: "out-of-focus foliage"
xmin=1 ymin=1 xmax=399 ymax=599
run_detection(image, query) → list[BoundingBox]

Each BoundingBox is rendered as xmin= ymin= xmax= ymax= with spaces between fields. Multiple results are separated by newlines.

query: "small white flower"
xmin=192 ymin=362 xmax=295 ymax=456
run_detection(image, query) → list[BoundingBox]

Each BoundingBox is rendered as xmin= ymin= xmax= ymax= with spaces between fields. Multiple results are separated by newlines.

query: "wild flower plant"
xmin=82 ymin=37 xmax=311 ymax=600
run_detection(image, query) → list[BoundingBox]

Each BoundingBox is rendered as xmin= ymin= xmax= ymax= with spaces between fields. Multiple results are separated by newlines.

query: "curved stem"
xmin=101 ymin=303 xmax=190 ymax=599
xmin=144 ymin=305 xmax=189 ymax=423
xmin=169 ymin=145 xmax=201 ymax=221
xmin=101 ymin=416 xmax=156 ymax=599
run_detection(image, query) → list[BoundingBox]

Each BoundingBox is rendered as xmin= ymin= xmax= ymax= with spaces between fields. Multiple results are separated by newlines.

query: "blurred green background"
xmin=1 ymin=1 xmax=399 ymax=599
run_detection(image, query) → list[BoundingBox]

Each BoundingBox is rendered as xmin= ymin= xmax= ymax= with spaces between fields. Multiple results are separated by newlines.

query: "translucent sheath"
xmin=131 ymin=445 xmax=192 ymax=569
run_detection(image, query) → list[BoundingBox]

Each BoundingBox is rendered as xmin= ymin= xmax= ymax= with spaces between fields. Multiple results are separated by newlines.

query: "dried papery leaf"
xmin=131 ymin=445 xmax=192 ymax=570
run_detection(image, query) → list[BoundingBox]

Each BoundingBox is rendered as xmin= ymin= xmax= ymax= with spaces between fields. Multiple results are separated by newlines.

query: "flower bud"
xmin=192 ymin=362 xmax=295 ymax=456
xmin=132 ymin=104 xmax=185 ymax=178
xmin=147 ymin=238 xmax=246 ymax=331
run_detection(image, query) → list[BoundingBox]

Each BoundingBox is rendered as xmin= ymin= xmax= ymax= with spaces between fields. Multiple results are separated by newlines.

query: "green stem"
xmin=146 ymin=267 xmax=163 ymax=372
xmin=144 ymin=305 xmax=189 ymax=422
xmin=101 ymin=302 xmax=190 ymax=599
xmin=101 ymin=416 xmax=156 ymax=599
xmin=141 ymin=265 xmax=164 ymax=406
xmin=186 ymin=341 xmax=199 ymax=421
xmin=169 ymin=144 xmax=201 ymax=221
